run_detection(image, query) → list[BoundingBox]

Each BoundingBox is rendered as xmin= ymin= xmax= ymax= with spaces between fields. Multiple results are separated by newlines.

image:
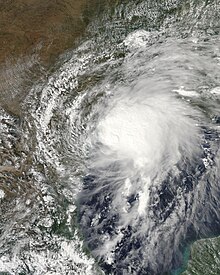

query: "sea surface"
xmin=0 ymin=0 xmax=220 ymax=274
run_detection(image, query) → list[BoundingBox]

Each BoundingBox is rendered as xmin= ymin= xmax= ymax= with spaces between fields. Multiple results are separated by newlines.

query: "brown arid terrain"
xmin=0 ymin=0 xmax=117 ymax=115
xmin=0 ymin=0 xmax=117 ymax=242
xmin=0 ymin=0 xmax=106 ymax=65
